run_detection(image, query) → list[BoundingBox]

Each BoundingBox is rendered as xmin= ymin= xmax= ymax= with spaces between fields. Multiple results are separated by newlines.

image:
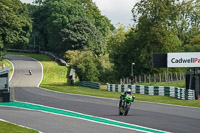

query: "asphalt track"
xmin=2 ymin=54 xmax=200 ymax=133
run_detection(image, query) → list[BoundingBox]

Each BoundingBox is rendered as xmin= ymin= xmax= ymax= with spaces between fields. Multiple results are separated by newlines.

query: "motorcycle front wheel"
xmin=124 ymin=104 xmax=130 ymax=116
xmin=119 ymin=107 xmax=123 ymax=115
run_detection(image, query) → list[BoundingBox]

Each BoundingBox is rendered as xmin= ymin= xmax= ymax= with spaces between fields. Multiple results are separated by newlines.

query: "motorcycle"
xmin=119 ymin=94 xmax=134 ymax=116
xmin=29 ymin=69 xmax=32 ymax=75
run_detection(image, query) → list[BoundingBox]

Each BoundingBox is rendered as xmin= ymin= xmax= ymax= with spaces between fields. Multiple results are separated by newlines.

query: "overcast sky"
xmin=20 ymin=0 xmax=139 ymax=27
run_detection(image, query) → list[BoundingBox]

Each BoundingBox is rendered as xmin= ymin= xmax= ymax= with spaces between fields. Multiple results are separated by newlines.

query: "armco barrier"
xmin=7 ymin=49 xmax=66 ymax=66
xmin=107 ymin=84 xmax=195 ymax=100
xmin=77 ymin=81 xmax=100 ymax=89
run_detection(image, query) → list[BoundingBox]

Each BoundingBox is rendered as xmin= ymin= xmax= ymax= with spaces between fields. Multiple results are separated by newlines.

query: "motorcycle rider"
xmin=119 ymin=88 xmax=135 ymax=107
xmin=29 ymin=69 xmax=32 ymax=75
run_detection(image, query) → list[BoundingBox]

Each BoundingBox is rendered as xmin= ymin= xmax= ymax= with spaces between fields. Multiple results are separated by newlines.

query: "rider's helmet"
xmin=126 ymin=88 xmax=132 ymax=94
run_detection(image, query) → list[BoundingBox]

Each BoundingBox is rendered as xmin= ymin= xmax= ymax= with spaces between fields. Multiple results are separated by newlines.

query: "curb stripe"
xmin=0 ymin=102 xmax=169 ymax=133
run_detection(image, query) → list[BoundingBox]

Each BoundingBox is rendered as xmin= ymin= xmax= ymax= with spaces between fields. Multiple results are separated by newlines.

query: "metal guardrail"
xmin=7 ymin=49 xmax=67 ymax=66
xmin=77 ymin=81 xmax=100 ymax=89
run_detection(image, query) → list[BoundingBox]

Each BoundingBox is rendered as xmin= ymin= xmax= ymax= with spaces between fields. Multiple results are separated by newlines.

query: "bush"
xmin=65 ymin=49 xmax=113 ymax=82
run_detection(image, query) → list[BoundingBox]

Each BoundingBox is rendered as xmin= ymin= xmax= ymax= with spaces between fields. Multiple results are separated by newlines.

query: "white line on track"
xmin=30 ymin=57 xmax=43 ymax=87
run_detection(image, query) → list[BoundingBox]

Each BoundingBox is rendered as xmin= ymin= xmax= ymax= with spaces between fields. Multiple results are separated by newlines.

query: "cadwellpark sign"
xmin=168 ymin=52 xmax=200 ymax=68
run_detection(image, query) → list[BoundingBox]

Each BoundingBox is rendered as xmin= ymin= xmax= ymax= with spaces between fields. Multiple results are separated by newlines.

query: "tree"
xmin=106 ymin=24 xmax=132 ymax=78
xmin=31 ymin=0 xmax=87 ymax=53
xmin=130 ymin=0 xmax=182 ymax=74
xmin=172 ymin=0 xmax=200 ymax=45
xmin=29 ymin=0 xmax=113 ymax=56
xmin=65 ymin=50 xmax=100 ymax=81
xmin=77 ymin=0 xmax=114 ymax=36
xmin=184 ymin=34 xmax=200 ymax=52
xmin=65 ymin=49 xmax=113 ymax=82
xmin=0 ymin=0 xmax=32 ymax=54
xmin=61 ymin=18 xmax=106 ymax=56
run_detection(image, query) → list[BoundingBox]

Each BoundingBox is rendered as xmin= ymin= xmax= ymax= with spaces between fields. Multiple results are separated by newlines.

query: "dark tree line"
xmin=0 ymin=0 xmax=32 ymax=59
xmin=27 ymin=0 xmax=113 ymax=56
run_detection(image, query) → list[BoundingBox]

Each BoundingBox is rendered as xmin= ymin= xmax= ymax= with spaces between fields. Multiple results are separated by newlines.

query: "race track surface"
xmin=2 ymin=54 xmax=200 ymax=133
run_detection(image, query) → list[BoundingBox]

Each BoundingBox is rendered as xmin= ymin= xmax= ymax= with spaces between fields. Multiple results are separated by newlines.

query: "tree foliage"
xmin=65 ymin=50 xmax=99 ymax=81
xmin=0 ymin=0 xmax=32 ymax=52
xmin=61 ymin=18 xmax=106 ymax=56
xmin=77 ymin=0 xmax=113 ymax=36
xmin=28 ymin=0 xmax=112 ymax=56
xmin=65 ymin=49 xmax=112 ymax=82
xmin=107 ymin=0 xmax=200 ymax=79
xmin=130 ymin=0 xmax=181 ymax=74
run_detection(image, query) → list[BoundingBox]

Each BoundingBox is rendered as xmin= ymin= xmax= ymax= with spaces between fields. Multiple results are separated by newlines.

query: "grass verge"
xmin=0 ymin=59 xmax=13 ymax=79
xmin=7 ymin=52 xmax=68 ymax=86
xmin=139 ymin=80 xmax=185 ymax=88
xmin=0 ymin=120 xmax=38 ymax=133
xmin=7 ymin=52 xmax=200 ymax=108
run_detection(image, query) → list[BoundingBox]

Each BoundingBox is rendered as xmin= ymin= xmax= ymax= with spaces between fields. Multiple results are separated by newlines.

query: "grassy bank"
xmin=0 ymin=120 xmax=38 ymax=133
xmin=139 ymin=80 xmax=185 ymax=88
xmin=0 ymin=59 xmax=13 ymax=79
xmin=7 ymin=52 xmax=200 ymax=108
xmin=7 ymin=52 xmax=68 ymax=86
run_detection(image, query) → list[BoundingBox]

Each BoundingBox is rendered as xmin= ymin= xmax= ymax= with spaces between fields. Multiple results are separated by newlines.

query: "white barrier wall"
xmin=107 ymin=84 xmax=195 ymax=100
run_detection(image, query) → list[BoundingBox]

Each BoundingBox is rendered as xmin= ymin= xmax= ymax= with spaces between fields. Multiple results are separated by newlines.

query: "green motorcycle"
xmin=119 ymin=94 xmax=134 ymax=116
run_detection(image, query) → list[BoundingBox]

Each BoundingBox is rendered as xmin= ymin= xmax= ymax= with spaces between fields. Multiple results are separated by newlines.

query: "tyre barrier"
xmin=107 ymin=84 xmax=195 ymax=100
xmin=77 ymin=81 xmax=100 ymax=89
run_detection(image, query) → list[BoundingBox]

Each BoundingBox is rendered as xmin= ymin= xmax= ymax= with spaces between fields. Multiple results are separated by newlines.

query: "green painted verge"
xmin=0 ymin=102 xmax=168 ymax=133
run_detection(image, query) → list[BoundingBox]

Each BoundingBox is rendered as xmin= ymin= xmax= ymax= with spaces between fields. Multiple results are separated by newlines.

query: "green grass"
xmin=0 ymin=59 xmax=13 ymax=79
xmin=0 ymin=120 xmax=38 ymax=133
xmin=7 ymin=52 xmax=68 ymax=86
xmin=138 ymin=80 xmax=185 ymax=88
xmin=6 ymin=52 xmax=200 ymax=108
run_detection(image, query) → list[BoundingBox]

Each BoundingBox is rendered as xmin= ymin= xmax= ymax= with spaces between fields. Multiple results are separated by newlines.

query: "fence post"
xmin=123 ymin=78 xmax=125 ymax=84
xmin=135 ymin=76 xmax=137 ymax=83
xmin=120 ymin=79 xmax=123 ymax=84
xmin=168 ymin=73 xmax=170 ymax=81
xmin=159 ymin=73 xmax=162 ymax=82
xmin=170 ymin=73 xmax=173 ymax=81
xmin=182 ymin=72 xmax=185 ymax=80
xmin=149 ymin=74 xmax=151 ymax=83
xmin=165 ymin=72 xmax=167 ymax=82
xmin=139 ymin=75 xmax=141 ymax=83
xmin=175 ymin=72 xmax=178 ymax=81
xmin=129 ymin=79 xmax=131 ymax=84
